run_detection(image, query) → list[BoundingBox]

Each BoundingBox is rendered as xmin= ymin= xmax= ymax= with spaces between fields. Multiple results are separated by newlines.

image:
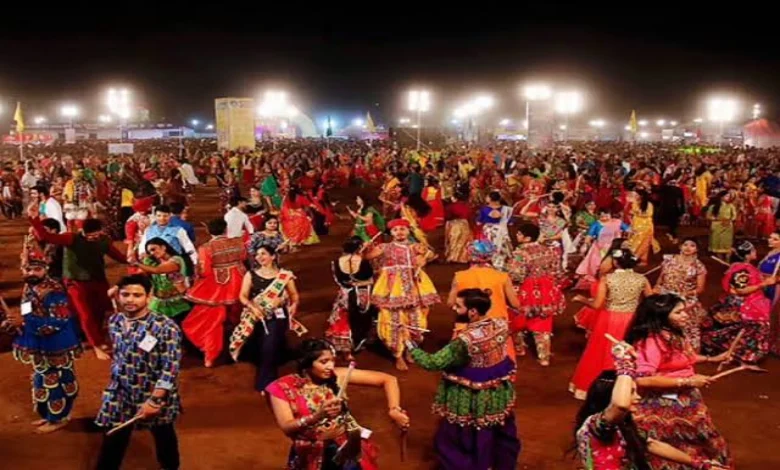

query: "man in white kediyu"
xmin=31 ymin=185 xmax=65 ymax=232
xmin=224 ymin=197 xmax=254 ymax=239
xmin=179 ymin=159 xmax=200 ymax=186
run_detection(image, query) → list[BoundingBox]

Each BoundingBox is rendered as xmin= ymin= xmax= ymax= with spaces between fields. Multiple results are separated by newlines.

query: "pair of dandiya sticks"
xmin=331 ymin=362 xmax=409 ymax=463
xmin=605 ymin=332 xmax=767 ymax=380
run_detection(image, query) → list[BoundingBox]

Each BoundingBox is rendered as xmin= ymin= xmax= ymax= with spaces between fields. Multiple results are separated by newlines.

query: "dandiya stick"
xmin=374 ymin=320 xmax=431 ymax=333
xmin=709 ymin=255 xmax=731 ymax=267
xmin=106 ymin=414 xmax=143 ymax=436
xmin=360 ymin=232 xmax=384 ymax=252
xmin=642 ymin=265 xmax=662 ymax=276
xmin=337 ymin=361 xmax=356 ymax=400
xmin=716 ymin=329 xmax=745 ymax=372
xmin=400 ymin=429 xmax=408 ymax=462
xmin=711 ymin=364 xmax=768 ymax=381
xmin=605 ymin=333 xmax=638 ymax=358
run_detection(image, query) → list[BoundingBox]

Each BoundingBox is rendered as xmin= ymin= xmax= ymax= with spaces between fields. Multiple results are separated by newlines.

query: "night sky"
xmin=1 ymin=7 xmax=777 ymax=127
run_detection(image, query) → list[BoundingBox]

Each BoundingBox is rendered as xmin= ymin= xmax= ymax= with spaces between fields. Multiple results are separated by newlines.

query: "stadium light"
xmin=408 ymin=89 xmax=431 ymax=150
xmin=106 ymin=87 xmax=132 ymax=120
xmin=500 ymin=118 xmax=511 ymax=126
xmin=98 ymin=114 xmax=113 ymax=123
xmin=60 ymin=105 xmax=79 ymax=128
xmin=589 ymin=119 xmax=606 ymax=128
xmin=638 ymin=120 xmax=648 ymax=127
xmin=707 ymin=96 xmax=739 ymax=143
xmin=523 ymin=83 xmax=553 ymax=101
xmin=554 ymin=91 xmax=583 ymax=114
xmin=656 ymin=119 xmax=666 ymax=127
xmin=753 ymin=103 xmax=761 ymax=120
xmin=191 ymin=119 xmax=199 ymax=127
xmin=206 ymin=124 xmax=214 ymax=130
xmin=33 ymin=116 xmax=47 ymax=125
xmin=352 ymin=118 xmax=364 ymax=127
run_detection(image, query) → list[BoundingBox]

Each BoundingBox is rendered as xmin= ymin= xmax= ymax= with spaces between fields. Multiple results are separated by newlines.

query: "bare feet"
xmin=395 ymin=357 xmax=409 ymax=371
xmin=539 ymin=360 xmax=550 ymax=367
xmin=31 ymin=419 xmax=47 ymax=427
xmin=36 ymin=419 xmax=69 ymax=434
xmin=94 ymin=348 xmax=111 ymax=361
xmin=204 ymin=359 xmax=214 ymax=368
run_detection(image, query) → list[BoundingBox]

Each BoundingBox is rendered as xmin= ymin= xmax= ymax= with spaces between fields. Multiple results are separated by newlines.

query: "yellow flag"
xmin=629 ymin=109 xmax=638 ymax=134
xmin=366 ymin=112 xmax=376 ymax=133
xmin=14 ymin=101 xmax=25 ymax=133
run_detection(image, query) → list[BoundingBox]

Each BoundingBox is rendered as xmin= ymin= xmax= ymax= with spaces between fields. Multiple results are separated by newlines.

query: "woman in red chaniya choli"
xmin=754 ymin=191 xmax=777 ymax=238
xmin=281 ymin=189 xmax=319 ymax=246
xmin=183 ymin=234 xmax=247 ymax=366
xmin=420 ymin=179 xmax=445 ymax=231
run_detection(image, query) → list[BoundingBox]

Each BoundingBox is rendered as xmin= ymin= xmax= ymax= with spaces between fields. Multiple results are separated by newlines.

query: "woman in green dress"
xmin=706 ymin=190 xmax=737 ymax=260
xmin=260 ymin=166 xmax=282 ymax=213
xmin=347 ymin=195 xmax=386 ymax=242
xmin=133 ymin=237 xmax=191 ymax=320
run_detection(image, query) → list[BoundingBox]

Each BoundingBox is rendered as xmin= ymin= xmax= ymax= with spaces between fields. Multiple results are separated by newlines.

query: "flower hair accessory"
xmin=737 ymin=240 xmax=754 ymax=253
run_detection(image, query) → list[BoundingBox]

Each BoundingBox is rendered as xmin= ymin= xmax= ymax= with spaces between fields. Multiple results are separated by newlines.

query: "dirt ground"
xmin=1 ymin=183 xmax=779 ymax=470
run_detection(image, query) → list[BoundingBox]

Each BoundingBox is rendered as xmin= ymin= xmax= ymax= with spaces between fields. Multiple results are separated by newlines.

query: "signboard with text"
xmin=108 ymin=143 xmax=134 ymax=154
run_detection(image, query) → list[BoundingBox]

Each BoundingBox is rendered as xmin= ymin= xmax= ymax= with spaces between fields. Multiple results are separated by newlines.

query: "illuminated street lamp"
xmin=98 ymin=114 xmax=113 ymax=123
xmin=753 ymin=103 xmax=762 ymax=120
xmin=589 ymin=119 xmax=606 ymax=140
xmin=60 ymin=105 xmax=79 ymax=128
xmin=638 ymin=120 xmax=648 ymax=127
xmin=191 ymin=119 xmax=199 ymax=127
xmin=408 ymin=89 xmax=431 ymax=151
xmin=554 ymin=91 xmax=583 ymax=141
xmin=656 ymin=119 xmax=666 ymax=127
xmin=257 ymin=90 xmax=298 ymax=117
xmin=33 ymin=116 xmax=47 ymax=125
xmin=106 ymin=88 xmax=132 ymax=141
xmin=707 ymin=97 xmax=739 ymax=143
xmin=522 ymin=83 xmax=553 ymax=142
xmin=206 ymin=124 xmax=214 ymax=130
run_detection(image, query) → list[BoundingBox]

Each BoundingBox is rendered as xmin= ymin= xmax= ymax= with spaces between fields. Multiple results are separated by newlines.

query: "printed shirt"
xmin=94 ymin=312 xmax=182 ymax=427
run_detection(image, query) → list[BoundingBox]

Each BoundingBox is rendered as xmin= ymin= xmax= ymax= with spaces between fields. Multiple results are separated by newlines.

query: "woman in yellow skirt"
xmin=366 ymin=218 xmax=439 ymax=370
xmin=627 ymin=189 xmax=660 ymax=266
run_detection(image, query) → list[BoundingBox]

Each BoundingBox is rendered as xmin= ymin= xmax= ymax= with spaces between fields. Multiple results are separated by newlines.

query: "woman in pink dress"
xmin=574 ymin=345 xmax=727 ymax=469
xmin=576 ymin=210 xmax=631 ymax=290
xmin=627 ymin=295 xmax=733 ymax=469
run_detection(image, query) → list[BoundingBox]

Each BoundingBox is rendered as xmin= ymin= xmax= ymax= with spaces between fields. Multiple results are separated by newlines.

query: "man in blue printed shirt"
xmin=94 ymin=274 xmax=182 ymax=470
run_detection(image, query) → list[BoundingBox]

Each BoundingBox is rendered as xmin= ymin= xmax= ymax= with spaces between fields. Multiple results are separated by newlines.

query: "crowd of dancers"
xmin=1 ymin=137 xmax=780 ymax=469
